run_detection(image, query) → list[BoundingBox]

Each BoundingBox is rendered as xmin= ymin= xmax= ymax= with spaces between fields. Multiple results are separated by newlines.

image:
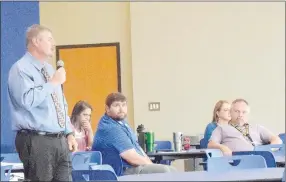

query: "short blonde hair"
xmin=26 ymin=24 xmax=51 ymax=47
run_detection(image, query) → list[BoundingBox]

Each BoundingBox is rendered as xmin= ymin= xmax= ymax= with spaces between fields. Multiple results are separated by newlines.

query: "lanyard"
xmin=230 ymin=123 xmax=255 ymax=146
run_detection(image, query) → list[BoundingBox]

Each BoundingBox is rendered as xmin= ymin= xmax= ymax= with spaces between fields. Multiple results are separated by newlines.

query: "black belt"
xmin=18 ymin=129 xmax=65 ymax=138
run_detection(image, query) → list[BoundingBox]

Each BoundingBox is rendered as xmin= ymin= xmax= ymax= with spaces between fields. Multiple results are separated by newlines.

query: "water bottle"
xmin=173 ymin=132 xmax=183 ymax=152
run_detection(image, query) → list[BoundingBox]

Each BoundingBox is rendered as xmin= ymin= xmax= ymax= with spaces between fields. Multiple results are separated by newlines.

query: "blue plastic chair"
xmin=0 ymin=144 xmax=16 ymax=153
xmin=72 ymin=165 xmax=118 ymax=181
xmin=279 ymin=133 xmax=285 ymax=143
xmin=207 ymin=155 xmax=267 ymax=172
xmin=154 ymin=141 xmax=174 ymax=165
xmin=199 ymin=138 xmax=208 ymax=149
xmin=154 ymin=141 xmax=172 ymax=151
xmin=72 ymin=151 xmax=102 ymax=170
xmin=282 ymin=169 xmax=285 ymax=182
xmin=1 ymin=165 xmax=12 ymax=181
xmin=233 ymin=151 xmax=276 ymax=167
xmin=100 ymin=149 xmax=123 ymax=176
xmin=205 ymin=149 xmax=223 ymax=158
xmin=254 ymin=144 xmax=285 ymax=156
xmin=200 ymin=149 xmax=223 ymax=171
xmin=0 ymin=153 xmax=21 ymax=163
xmin=199 ymin=138 xmax=209 ymax=170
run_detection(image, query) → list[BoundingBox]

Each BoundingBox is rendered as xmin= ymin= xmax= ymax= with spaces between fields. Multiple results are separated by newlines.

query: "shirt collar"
xmin=229 ymin=121 xmax=239 ymax=127
xmin=229 ymin=121 xmax=248 ymax=128
xmin=26 ymin=52 xmax=46 ymax=71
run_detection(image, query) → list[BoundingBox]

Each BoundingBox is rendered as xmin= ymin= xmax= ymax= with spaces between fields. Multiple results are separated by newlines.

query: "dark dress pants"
xmin=15 ymin=131 xmax=72 ymax=181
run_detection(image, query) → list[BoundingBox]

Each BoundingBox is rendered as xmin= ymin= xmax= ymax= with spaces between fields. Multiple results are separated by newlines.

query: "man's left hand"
xmin=67 ymin=134 xmax=78 ymax=152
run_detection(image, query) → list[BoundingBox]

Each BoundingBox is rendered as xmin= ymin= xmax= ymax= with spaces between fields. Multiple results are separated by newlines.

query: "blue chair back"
xmin=199 ymin=138 xmax=208 ymax=149
xmin=254 ymin=144 xmax=285 ymax=156
xmin=1 ymin=165 xmax=12 ymax=181
xmin=201 ymin=149 xmax=223 ymax=171
xmin=72 ymin=151 xmax=102 ymax=170
xmin=154 ymin=141 xmax=173 ymax=165
xmin=0 ymin=153 xmax=21 ymax=163
xmin=233 ymin=151 xmax=276 ymax=167
xmin=205 ymin=149 xmax=223 ymax=158
xmin=100 ymin=149 xmax=123 ymax=176
xmin=154 ymin=141 xmax=172 ymax=150
xmin=200 ymin=139 xmax=212 ymax=170
xmin=72 ymin=165 xmax=118 ymax=181
xmin=0 ymin=144 xmax=16 ymax=153
xmin=207 ymin=155 xmax=267 ymax=172
xmin=279 ymin=133 xmax=285 ymax=143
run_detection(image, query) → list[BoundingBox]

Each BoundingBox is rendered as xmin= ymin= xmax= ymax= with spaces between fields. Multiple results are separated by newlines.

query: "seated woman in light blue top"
xmin=204 ymin=100 xmax=231 ymax=142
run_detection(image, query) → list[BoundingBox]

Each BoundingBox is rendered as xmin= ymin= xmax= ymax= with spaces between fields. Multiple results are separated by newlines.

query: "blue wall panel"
xmin=1 ymin=2 xmax=39 ymax=152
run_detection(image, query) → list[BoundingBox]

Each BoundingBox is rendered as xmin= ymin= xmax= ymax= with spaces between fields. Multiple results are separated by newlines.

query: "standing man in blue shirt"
xmin=93 ymin=92 xmax=176 ymax=175
xmin=7 ymin=24 xmax=78 ymax=181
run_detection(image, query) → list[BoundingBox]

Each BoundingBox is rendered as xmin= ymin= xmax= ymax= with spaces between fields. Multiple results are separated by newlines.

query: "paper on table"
xmin=1 ymin=162 xmax=23 ymax=169
xmin=10 ymin=173 xmax=24 ymax=181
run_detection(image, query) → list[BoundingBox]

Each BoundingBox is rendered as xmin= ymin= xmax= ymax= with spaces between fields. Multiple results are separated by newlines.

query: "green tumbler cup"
xmin=145 ymin=132 xmax=155 ymax=152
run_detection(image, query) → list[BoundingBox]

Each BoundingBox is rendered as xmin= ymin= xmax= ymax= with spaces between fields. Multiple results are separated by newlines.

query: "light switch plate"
xmin=148 ymin=102 xmax=160 ymax=111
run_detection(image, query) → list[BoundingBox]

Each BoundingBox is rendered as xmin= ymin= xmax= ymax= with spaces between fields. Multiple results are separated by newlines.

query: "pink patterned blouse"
xmin=71 ymin=124 xmax=89 ymax=151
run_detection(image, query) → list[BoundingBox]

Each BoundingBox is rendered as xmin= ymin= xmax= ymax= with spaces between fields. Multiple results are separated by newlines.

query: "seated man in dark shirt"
xmin=92 ymin=92 xmax=176 ymax=175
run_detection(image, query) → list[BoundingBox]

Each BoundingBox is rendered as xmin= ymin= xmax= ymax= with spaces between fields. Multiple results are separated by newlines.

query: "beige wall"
xmin=130 ymin=2 xmax=285 ymax=140
xmin=39 ymin=2 xmax=135 ymax=127
xmin=40 ymin=2 xmax=285 ymax=143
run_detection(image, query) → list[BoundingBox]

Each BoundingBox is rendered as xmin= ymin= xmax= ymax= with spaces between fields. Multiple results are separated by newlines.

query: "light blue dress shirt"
xmin=7 ymin=52 xmax=72 ymax=134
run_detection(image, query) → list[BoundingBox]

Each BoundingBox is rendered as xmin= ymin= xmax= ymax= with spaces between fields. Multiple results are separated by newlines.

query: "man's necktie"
xmin=41 ymin=67 xmax=65 ymax=128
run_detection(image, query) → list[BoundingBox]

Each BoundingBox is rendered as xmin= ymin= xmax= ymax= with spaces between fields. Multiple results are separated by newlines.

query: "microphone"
xmin=56 ymin=60 xmax=70 ymax=169
xmin=57 ymin=60 xmax=64 ymax=70
xmin=56 ymin=60 xmax=65 ymax=90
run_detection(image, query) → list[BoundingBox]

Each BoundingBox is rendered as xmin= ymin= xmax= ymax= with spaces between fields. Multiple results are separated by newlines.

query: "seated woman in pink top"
xmin=70 ymin=101 xmax=94 ymax=151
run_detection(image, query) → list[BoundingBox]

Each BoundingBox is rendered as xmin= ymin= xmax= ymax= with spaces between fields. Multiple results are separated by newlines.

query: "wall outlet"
xmin=148 ymin=102 xmax=160 ymax=111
